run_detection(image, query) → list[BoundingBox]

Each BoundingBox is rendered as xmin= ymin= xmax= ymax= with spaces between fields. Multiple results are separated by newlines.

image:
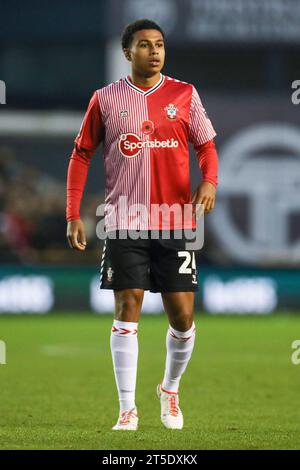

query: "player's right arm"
xmin=66 ymin=91 xmax=104 ymax=251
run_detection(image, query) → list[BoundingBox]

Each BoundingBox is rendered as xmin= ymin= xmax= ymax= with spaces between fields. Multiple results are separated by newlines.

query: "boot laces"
xmin=119 ymin=408 xmax=137 ymax=425
xmin=168 ymin=395 xmax=179 ymax=417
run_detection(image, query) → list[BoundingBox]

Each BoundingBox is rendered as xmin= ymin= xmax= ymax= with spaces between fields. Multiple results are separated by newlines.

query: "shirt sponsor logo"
xmin=118 ymin=133 xmax=179 ymax=158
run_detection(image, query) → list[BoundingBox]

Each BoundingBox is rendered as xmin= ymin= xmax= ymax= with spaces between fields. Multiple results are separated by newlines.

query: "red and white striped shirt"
xmin=67 ymin=73 xmax=218 ymax=231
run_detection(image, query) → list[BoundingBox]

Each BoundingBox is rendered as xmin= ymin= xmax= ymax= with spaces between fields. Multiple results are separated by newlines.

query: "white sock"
xmin=161 ymin=322 xmax=196 ymax=394
xmin=110 ymin=320 xmax=138 ymax=413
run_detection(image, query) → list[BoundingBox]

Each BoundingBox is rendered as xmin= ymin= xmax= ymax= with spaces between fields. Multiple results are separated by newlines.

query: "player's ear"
xmin=123 ymin=49 xmax=131 ymax=61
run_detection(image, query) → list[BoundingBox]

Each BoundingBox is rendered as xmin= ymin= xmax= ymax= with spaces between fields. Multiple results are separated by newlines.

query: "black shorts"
xmin=100 ymin=230 xmax=199 ymax=293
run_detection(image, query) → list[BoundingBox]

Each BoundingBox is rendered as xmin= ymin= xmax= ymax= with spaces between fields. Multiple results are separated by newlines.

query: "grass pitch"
xmin=0 ymin=313 xmax=299 ymax=450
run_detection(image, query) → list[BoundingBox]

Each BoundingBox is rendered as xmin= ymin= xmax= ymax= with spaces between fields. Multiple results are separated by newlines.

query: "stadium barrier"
xmin=0 ymin=266 xmax=299 ymax=314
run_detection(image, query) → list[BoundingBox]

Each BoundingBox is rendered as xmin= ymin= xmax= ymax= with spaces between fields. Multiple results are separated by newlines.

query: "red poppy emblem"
xmin=141 ymin=120 xmax=154 ymax=135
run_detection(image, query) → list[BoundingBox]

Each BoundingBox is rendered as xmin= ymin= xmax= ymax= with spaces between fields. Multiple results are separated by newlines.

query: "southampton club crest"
xmin=107 ymin=267 xmax=114 ymax=283
xmin=164 ymin=103 xmax=178 ymax=121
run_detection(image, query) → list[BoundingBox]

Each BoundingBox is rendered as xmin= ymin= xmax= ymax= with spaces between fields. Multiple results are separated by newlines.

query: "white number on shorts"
xmin=178 ymin=251 xmax=190 ymax=274
xmin=178 ymin=251 xmax=196 ymax=275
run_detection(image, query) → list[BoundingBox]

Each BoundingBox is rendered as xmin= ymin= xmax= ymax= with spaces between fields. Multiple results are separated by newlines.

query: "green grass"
xmin=0 ymin=313 xmax=300 ymax=450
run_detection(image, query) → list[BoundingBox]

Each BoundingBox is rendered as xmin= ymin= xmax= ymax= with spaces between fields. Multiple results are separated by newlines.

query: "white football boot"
xmin=157 ymin=384 xmax=183 ymax=430
xmin=112 ymin=408 xmax=138 ymax=431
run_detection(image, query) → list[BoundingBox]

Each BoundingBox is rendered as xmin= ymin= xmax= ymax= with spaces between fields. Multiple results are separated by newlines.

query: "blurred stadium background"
xmin=1 ymin=0 xmax=300 ymax=451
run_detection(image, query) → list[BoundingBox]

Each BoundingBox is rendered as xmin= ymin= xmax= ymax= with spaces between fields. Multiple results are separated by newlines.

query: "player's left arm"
xmin=192 ymin=140 xmax=218 ymax=215
xmin=188 ymin=85 xmax=218 ymax=215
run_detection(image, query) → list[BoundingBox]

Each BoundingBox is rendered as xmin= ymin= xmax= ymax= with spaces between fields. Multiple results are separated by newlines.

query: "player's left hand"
xmin=192 ymin=181 xmax=216 ymax=217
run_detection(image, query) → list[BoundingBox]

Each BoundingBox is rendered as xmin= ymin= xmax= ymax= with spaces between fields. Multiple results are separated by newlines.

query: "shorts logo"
xmin=141 ymin=120 xmax=155 ymax=135
xmin=118 ymin=133 xmax=179 ymax=158
xmin=164 ymin=103 xmax=178 ymax=121
xmin=107 ymin=267 xmax=114 ymax=283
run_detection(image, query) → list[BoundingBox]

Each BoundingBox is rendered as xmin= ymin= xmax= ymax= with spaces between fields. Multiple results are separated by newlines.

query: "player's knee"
xmin=170 ymin=310 xmax=194 ymax=331
xmin=115 ymin=290 xmax=143 ymax=321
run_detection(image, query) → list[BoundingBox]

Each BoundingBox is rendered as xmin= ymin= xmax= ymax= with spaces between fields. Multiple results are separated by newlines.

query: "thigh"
xmin=149 ymin=231 xmax=199 ymax=293
xmin=100 ymin=231 xmax=151 ymax=291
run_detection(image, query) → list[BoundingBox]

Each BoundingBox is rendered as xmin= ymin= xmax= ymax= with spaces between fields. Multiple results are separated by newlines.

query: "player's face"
xmin=125 ymin=29 xmax=165 ymax=77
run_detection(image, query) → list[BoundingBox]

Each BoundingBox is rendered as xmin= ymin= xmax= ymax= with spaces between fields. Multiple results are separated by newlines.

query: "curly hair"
xmin=121 ymin=19 xmax=165 ymax=49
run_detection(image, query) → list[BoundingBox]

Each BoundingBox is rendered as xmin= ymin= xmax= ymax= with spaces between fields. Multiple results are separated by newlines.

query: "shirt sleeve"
xmin=189 ymin=85 xmax=218 ymax=188
xmin=75 ymin=91 xmax=104 ymax=150
xmin=195 ymin=139 xmax=218 ymax=188
xmin=66 ymin=91 xmax=104 ymax=222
